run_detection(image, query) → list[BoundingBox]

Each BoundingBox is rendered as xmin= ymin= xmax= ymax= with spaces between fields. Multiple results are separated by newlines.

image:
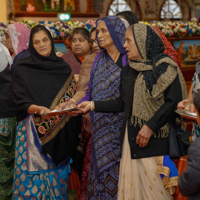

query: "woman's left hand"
xmin=136 ymin=125 xmax=153 ymax=148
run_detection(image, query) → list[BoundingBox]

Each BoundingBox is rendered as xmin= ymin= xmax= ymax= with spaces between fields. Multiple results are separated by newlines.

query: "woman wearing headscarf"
xmin=12 ymin=25 xmax=81 ymax=199
xmin=5 ymin=23 xmax=31 ymax=76
xmin=116 ymin=10 xmax=181 ymax=69
xmin=79 ymin=23 xmax=187 ymax=200
xmin=0 ymin=35 xmax=16 ymax=200
xmin=79 ymin=16 xmax=128 ymax=199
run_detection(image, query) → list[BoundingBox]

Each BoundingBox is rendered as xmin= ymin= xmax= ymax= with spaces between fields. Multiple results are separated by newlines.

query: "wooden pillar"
xmin=74 ymin=0 xmax=80 ymax=13
xmin=86 ymin=0 xmax=94 ymax=13
xmin=14 ymin=0 xmax=21 ymax=12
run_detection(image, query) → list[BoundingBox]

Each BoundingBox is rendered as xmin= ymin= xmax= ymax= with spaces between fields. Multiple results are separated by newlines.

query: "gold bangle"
xmin=70 ymin=99 xmax=76 ymax=104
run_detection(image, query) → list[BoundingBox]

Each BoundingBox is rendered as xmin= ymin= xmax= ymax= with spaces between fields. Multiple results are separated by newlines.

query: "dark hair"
xmin=194 ymin=91 xmax=200 ymax=115
xmin=116 ymin=10 xmax=138 ymax=25
xmin=30 ymin=24 xmax=52 ymax=40
xmin=71 ymin=27 xmax=90 ymax=41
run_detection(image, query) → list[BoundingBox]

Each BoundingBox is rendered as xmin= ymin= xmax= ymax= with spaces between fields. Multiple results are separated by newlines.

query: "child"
xmin=178 ymin=90 xmax=200 ymax=200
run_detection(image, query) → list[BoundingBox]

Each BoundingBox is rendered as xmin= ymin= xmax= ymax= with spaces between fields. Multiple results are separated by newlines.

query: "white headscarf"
xmin=0 ymin=35 xmax=13 ymax=72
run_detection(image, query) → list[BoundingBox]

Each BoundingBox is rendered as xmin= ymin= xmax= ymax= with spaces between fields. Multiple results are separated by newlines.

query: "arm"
xmin=178 ymin=139 xmax=200 ymax=197
xmin=146 ymin=76 xmax=182 ymax=133
xmin=79 ymin=68 xmax=125 ymax=113
xmin=136 ymin=76 xmax=183 ymax=148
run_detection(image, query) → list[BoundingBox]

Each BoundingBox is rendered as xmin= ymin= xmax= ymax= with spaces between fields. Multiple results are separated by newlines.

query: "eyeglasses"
xmin=89 ymin=39 xmax=98 ymax=44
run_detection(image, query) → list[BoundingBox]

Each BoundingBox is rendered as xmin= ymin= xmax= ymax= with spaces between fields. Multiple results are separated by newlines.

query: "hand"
xmin=56 ymin=52 xmax=64 ymax=57
xmin=66 ymin=109 xmax=82 ymax=117
xmin=136 ymin=125 xmax=153 ymax=148
xmin=78 ymin=101 xmax=92 ymax=113
xmin=55 ymin=101 xmax=75 ymax=110
xmin=177 ymin=99 xmax=190 ymax=110
xmin=185 ymin=103 xmax=195 ymax=112
xmin=35 ymin=106 xmax=51 ymax=120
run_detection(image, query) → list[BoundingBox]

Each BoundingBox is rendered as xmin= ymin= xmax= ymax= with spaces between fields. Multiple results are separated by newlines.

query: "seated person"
xmin=178 ymin=90 xmax=200 ymax=200
xmin=189 ymin=44 xmax=200 ymax=60
xmin=62 ymin=27 xmax=91 ymax=77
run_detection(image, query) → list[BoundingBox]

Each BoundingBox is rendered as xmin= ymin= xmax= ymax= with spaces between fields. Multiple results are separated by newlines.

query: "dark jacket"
xmin=178 ymin=136 xmax=200 ymax=200
xmin=95 ymin=64 xmax=182 ymax=159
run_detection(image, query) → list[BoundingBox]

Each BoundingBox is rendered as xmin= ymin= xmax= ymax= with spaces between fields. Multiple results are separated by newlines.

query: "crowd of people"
xmin=0 ymin=10 xmax=200 ymax=200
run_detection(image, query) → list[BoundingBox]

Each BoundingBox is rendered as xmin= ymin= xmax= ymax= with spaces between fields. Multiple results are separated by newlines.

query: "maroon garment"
xmin=62 ymin=52 xmax=81 ymax=74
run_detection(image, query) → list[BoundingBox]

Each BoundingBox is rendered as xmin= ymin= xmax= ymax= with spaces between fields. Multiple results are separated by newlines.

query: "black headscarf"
xmin=116 ymin=10 xmax=138 ymax=25
xmin=12 ymin=25 xmax=72 ymax=122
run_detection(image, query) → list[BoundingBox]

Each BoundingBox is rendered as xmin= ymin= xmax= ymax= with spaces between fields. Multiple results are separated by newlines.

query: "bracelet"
xmin=91 ymin=101 xmax=93 ymax=111
xmin=70 ymin=99 xmax=76 ymax=104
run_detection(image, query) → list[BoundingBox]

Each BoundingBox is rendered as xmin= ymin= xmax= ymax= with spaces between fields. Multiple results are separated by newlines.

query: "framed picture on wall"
xmin=168 ymin=36 xmax=200 ymax=68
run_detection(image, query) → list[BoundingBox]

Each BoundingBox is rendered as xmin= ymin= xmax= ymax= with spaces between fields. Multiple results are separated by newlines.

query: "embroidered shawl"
xmin=90 ymin=16 xmax=127 ymax=175
xmin=129 ymin=24 xmax=187 ymax=137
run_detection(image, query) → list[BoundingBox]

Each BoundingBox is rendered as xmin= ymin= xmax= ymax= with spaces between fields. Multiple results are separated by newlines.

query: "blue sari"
xmin=86 ymin=16 xmax=127 ymax=199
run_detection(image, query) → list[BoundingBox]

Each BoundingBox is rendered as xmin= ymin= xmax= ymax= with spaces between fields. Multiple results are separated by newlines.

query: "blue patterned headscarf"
xmin=96 ymin=16 xmax=127 ymax=54
xmin=90 ymin=16 xmax=127 ymax=176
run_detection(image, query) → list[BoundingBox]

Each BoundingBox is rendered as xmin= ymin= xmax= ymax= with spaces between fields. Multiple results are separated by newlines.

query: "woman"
xmin=62 ymin=27 xmax=91 ymax=76
xmin=5 ymin=23 xmax=31 ymax=76
xmin=12 ymin=25 xmax=81 ymax=199
xmin=79 ymin=16 xmax=128 ymax=199
xmin=0 ymin=35 xmax=16 ymax=200
xmin=79 ymin=23 xmax=187 ymax=200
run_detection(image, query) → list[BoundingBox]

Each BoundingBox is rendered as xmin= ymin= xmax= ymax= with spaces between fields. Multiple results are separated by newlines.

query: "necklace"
xmin=113 ymin=51 xmax=119 ymax=63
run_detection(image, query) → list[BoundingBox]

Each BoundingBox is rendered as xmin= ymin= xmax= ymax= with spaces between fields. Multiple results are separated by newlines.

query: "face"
xmin=96 ymin=21 xmax=114 ymax=49
xmin=90 ymin=30 xmax=100 ymax=54
xmin=123 ymin=28 xmax=141 ymax=60
xmin=71 ymin=33 xmax=91 ymax=57
xmin=33 ymin=30 xmax=52 ymax=57
xmin=5 ymin=34 xmax=14 ymax=53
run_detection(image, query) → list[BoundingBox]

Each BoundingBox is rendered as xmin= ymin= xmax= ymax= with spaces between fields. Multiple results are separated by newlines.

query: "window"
xmin=108 ymin=0 xmax=131 ymax=16
xmin=161 ymin=0 xmax=182 ymax=19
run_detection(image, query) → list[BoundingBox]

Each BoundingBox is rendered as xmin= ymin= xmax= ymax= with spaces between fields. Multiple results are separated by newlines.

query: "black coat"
xmin=178 ymin=136 xmax=200 ymax=200
xmin=95 ymin=64 xmax=182 ymax=159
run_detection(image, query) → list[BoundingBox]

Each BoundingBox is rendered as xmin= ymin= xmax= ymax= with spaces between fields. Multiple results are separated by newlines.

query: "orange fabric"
xmin=77 ymin=55 xmax=85 ymax=64
xmin=177 ymin=46 xmax=183 ymax=64
xmin=68 ymin=166 xmax=80 ymax=191
xmin=173 ymin=156 xmax=188 ymax=200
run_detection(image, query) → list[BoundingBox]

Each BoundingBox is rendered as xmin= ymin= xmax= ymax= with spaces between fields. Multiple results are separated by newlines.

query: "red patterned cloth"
xmin=151 ymin=26 xmax=182 ymax=69
xmin=77 ymin=117 xmax=92 ymax=200
xmin=77 ymin=137 xmax=91 ymax=200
